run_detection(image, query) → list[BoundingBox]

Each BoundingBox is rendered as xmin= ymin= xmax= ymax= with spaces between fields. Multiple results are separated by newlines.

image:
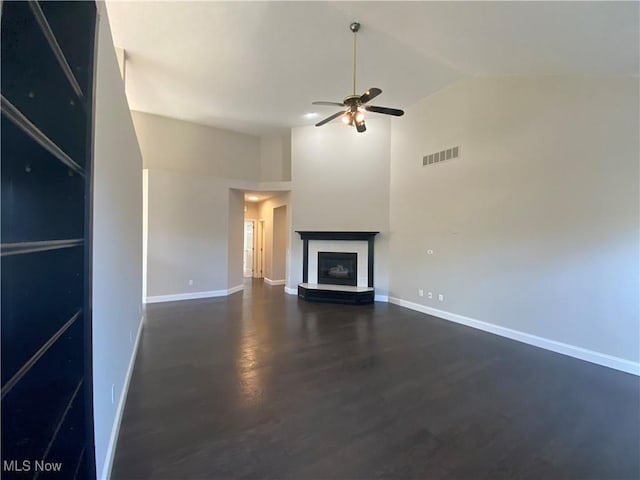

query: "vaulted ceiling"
xmin=105 ymin=1 xmax=639 ymax=135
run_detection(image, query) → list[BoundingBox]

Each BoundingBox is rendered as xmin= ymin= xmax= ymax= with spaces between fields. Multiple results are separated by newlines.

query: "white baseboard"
xmin=264 ymin=278 xmax=286 ymax=286
xmin=284 ymin=286 xmax=297 ymax=296
xmin=227 ymin=284 xmax=244 ymax=295
xmin=102 ymin=316 xmax=144 ymax=480
xmin=388 ymin=297 xmax=640 ymax=376
xmin=144 ymin=285 xmax=243 ymax=304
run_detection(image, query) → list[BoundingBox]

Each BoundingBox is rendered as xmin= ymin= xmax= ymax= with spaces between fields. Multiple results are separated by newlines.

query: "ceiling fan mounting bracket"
xmin=349 ymin=22 xmax=360 ymax=33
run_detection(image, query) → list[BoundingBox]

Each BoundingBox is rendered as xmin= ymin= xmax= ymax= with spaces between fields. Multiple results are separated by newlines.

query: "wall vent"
xmin=423 ymin=146 xmax=460 ymax=166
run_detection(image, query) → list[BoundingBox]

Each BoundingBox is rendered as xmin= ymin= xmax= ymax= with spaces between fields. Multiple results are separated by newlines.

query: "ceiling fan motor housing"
xmin=344 ymin=95 xmax=360 ymax=111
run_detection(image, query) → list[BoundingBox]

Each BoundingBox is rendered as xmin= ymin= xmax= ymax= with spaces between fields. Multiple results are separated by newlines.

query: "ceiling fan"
xmin=312 ymin=22 xmax=404 ymax=133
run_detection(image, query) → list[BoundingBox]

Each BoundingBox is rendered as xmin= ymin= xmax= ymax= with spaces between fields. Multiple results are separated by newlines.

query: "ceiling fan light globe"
xmin=355 ymin=111 xmax=365 ymax=123
xmin=342 ymin=113 xmax=352 ymax=125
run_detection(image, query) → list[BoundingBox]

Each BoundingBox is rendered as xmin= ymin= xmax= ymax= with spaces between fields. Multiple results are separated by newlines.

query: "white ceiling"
xmin=105 ymin=1 xmax=639 ymax=136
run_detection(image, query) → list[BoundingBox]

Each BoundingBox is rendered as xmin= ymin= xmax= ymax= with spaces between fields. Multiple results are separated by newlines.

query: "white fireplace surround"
xmin=308 ymin=240 xmax=369 ymax=287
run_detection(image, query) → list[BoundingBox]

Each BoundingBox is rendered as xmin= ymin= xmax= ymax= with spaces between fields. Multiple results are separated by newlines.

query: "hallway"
xmin=112 ymin=280 xmax=639 ymax=479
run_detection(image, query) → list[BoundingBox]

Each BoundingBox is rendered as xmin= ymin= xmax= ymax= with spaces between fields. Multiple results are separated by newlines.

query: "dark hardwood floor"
xmin=111 ymin=280 xmax=639 ymax=479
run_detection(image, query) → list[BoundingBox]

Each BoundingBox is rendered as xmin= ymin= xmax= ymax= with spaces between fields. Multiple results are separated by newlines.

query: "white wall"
xmin=389 ymin=76 xmax=639 ymax=368
xmin=145 ymin=170 xmax=232 ymax=298
xmin=260 ymin=132 xmax=291 ymax=181
xmin=244 ymin=202 xmax=259 ymax=220
xmin=228 ymin=189 xmax=245 ymax=289
xmin=143 ymin=169 xmax=290 ymax=300
xmin=132 ymin=111 xmax=276 ymax=300
xmin=92 ymin=4 xmax=143 ymax=479
xmin=289 ymin=119 xmax=391 ymax=296
xmin=132 ymin=111 xmax=260 ymax=179
xmin=272 ymin=205 xmax=288 ymax=281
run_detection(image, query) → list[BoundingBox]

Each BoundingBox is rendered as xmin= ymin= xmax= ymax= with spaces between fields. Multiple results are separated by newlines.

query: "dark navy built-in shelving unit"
xmin=1 ymin=1 xmax=97 ymax=478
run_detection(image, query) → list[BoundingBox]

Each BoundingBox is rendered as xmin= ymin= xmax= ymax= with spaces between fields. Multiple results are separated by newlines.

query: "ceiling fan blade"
xmin=355 ymin=120 xmax=367 ymax=133
xmin=312 ymin=101 xmax=345 ymax=107
xmin=315 ymin=110 xmax=346 ymax=127
xmin=359 ymin=87 xmax=382 ymax=104
xmin=365 ymin=105 xmax=405 ymax=117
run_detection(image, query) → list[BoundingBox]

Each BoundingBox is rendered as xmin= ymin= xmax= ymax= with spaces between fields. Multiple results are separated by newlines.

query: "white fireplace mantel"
xmin=296 ymin=231 xmax=379 ymax=288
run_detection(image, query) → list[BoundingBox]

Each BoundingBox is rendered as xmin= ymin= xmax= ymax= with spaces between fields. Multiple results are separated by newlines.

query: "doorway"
xmin=243 ymin=220 xmax=255 ymax=277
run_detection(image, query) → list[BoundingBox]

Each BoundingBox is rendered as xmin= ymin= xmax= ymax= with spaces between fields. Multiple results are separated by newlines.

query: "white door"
xmin=243 ymin=220 xmax=254 ymax=277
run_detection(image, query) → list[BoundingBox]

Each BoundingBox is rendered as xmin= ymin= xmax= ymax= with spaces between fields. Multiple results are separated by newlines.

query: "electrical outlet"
xmin=418 ymin=289 xmax=424 ymax=297
xmin=188 ymin=279 xmax=194 ymax=286
xmin=111 ymin=384 xmax=116 ymax=404
xmin=427 ymin=292 xmax=433 ymax=299
xmin=438 ymin=294 xmax=444 ymax=302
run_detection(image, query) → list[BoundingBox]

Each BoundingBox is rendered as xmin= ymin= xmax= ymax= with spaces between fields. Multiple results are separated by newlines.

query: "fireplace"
xmin=318 ymin=252 xmax=357 ymax=286
xmin=296 ymin=231 xmax=379 ymax=304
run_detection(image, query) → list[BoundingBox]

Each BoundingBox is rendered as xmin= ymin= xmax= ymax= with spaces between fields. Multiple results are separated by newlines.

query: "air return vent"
xmin=423 ymin=146 xmax=460 ymax=166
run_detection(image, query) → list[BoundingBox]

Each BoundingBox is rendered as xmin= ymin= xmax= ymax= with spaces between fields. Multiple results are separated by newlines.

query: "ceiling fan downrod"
xmin=350 ymin=22 xmax=360 ymax=96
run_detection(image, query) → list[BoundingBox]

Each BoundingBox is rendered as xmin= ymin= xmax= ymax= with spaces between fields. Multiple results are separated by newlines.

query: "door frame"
xmin=243 ymin=219 xmax=256 ymax=277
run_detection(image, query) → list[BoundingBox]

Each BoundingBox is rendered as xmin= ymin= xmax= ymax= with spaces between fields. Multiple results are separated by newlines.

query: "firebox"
xmin=317 ymin=252 xmax=357 ymax=286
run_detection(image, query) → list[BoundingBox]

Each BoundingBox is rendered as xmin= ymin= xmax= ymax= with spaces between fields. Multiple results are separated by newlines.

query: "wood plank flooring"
xmin=111 ymin=280 xmax=639 ymax=479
